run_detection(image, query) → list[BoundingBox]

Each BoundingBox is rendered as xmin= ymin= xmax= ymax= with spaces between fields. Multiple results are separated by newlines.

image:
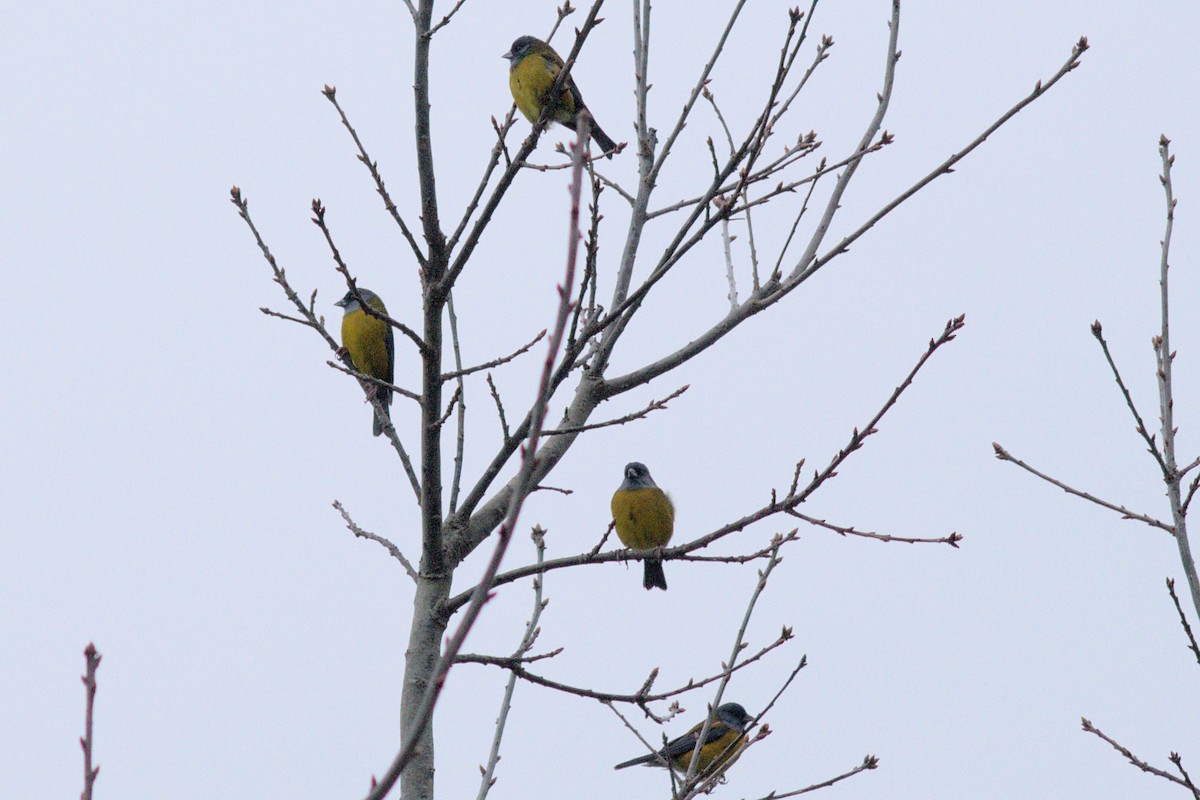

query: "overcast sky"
xmin=5 ymin=1 xmax=1200 ymax=798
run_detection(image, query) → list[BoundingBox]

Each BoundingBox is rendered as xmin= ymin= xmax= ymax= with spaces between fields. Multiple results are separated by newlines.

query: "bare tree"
xmin=995 ymin=137 xmax=1200 ymax=797
xmin=229 ymin=1 xmax=1086 ymax=798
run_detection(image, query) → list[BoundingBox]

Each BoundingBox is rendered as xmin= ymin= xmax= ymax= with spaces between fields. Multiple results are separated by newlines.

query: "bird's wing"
xmin=565 ymin=74 xmax=586 ymax=114
xmin=540 ymin=51 xmax=563 ymax=77
xmin=662 ymin=720 xmax=731 ymax=761
xmin=384 ymin=324 xmax=395 ymax=386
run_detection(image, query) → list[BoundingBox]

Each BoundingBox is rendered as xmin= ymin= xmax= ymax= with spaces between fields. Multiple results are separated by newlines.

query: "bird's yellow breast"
xmin=672 ymin=725 xmax=746 ymax=774
xmin=341 ymin=309 xmax=392 ymax=383
xmin=509 ymin=52 xmax=576 ymax=125
xmin=611 ymin=487 xmax=674 ymax=550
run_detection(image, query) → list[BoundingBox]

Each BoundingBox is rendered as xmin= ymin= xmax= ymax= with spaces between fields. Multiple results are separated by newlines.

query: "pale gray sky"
xmin=4 ymin=1 xmax=1200 ymax=798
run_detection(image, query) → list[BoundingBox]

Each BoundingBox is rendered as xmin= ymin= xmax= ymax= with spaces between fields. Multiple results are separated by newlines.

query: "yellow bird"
xmin=503 ymin=35 xmax=617 ymax=158
xmin=614 ymin=703 xmax=753 ymax=776
xmin=335 ymin=288 xmax=394 ymax=436
xmin=611 ymin=462 xmax=674 ymax=590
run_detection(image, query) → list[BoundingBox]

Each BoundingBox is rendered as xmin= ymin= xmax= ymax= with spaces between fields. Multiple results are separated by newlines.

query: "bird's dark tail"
xmin=590 ymin=123 xmax=617 ymax=159
xmin=614 ymin=752 xmax=657 ymax=770
xmin=643 ymin=558 xmax=667 ymax=591
xmin=372 ymin=389 xmax=392 ymax=437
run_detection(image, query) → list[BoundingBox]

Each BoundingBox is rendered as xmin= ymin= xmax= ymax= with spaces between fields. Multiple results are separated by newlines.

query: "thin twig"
xmin=544 ymin=386 xmax=689 ymax=435
xmin=1170 ymin=753 xmax=1200 ymax=800
xmin=486 ymin=373 xmax=511 ymax=441
xmin=1185 ymin=471 xmax=1200 ymax=517
xmin=771 ymin=161 xmax=824 ymax=279
xmin=437 ymin=386 xmax=463 ymax=428
xmin=319 ymin=87 xmax=425 ymax=269
xmin=312 ymin=199 xmax=426 ymax=351
xmin=259 ymin=307 xmax=314 ymax=327
xmin=770 ymin=8 xmax=829 ymax=129
xmin=567 ymin=170 xmax=603 ymax=352
xmin=787 ymin=510 xmax=962 ymax=547
xmin=334 ymin=501 xmax=418 ymax=581
xmin=748 ymin=755 xmax=880 ymax=799
xmin=992 ymin=442 xmax=1173 ymax=534
xmin=1090 ymin=320 xmax=1167 ymax=472
xmin=457 ymin=629 xmax=793 ymax=704
xmin=757 ymin=655 xmax=808 ymax=725
xmin=447 ymin=292 xmax=468 ymax=513
xmin=672 ymin=532 xmax=799 ymax=564
xmin=327 ymin=362 xmax=421 ymax=403
xmin=1180 ymin=457 xmax=1200 ymax=479
xmin=1082 ymin=718 xmax=1198 ymax=794
xmin=459 ymin=648 xmax=564 ymax=667
xmin=426 ymin=0 xmax=467 ymax=36
xmin=231 ymin=188 xmax=336 ymax=347
xmin=442 ymin=331 xmax=547 ymax=381
xmin=449 ymin=106 xmax=520 ymax=254
xmin=518 ymin=147 xmax=621 ymax=171
xmin=1166 ymin=577 xmax=1200 ymax=667
xmin=644 ymin=137 xmax=855 ymax=221
xmin=647 ymin=0 xmax=753 ymax=189
xmin=80 ymin=643 xmax=101 ymax=800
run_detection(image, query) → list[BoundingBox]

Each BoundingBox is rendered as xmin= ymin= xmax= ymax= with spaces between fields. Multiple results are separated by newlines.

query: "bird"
xmin=503 ymin=35 xmax=618 ymax=158
xmin=335 ymin=288 xmax=394 ymax=436
xmin=614 ymin=703 xmax=754 ymax=777
xmin=611 ymin=462 xmax=674 ymax=590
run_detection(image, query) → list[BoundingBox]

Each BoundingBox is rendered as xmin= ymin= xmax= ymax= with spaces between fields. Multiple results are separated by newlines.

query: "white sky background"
xmin=4 ymin=0 xmax=1200 ymax=798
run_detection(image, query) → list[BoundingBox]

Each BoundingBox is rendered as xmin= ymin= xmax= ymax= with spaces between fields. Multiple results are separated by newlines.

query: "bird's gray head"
xmin=717 ymin=703 xmax=752 ymax=730
xmin=335 ymin=288 xmax=379 ymax=314
xmin=503 ymin=35 xmax=538 ymax=63
xmin=619 ymin=462 xmax=657 ymax=491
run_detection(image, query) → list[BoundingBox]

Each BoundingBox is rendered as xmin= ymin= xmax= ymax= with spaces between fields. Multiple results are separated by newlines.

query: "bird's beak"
xmin=334 ymin=298 xmax=347 ymax=308
xmin=502 ymin=49 xmax=514 ymax=61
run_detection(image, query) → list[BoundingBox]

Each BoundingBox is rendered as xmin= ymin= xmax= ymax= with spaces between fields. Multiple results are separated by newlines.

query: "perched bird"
xmin=611 ymin=462 xmax=674 ymax=590
xmin=614 ymin=703 xmax=754 ymax=777
xmin=503 ymin=35 xmax=618 ymax=157
xmin=335 ymin=288 xmax=394 ymax=436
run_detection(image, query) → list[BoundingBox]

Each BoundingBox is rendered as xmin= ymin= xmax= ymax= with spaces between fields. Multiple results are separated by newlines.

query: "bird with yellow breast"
xmin=503 ymin=35 xmax=617 ymax=158
xmin=335 ymin=288 xmax=394 ymax=437
xmin=614 ymin=703 xmax=754 ymax=777
xmin=611 ymin=462 xmax=674 ymax=590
